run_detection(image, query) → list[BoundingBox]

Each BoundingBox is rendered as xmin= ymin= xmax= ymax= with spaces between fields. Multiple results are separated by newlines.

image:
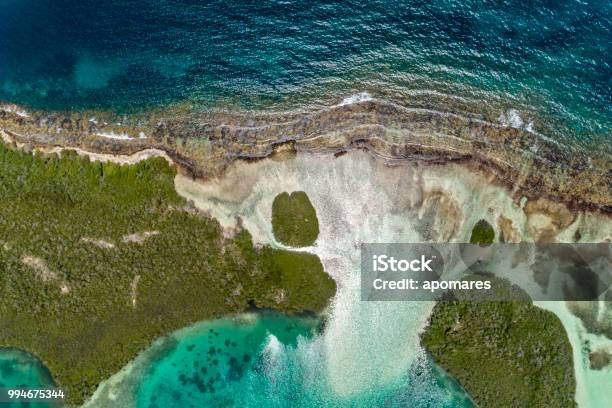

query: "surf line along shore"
xmin=0 ymin=99 xmax=610 ymax=215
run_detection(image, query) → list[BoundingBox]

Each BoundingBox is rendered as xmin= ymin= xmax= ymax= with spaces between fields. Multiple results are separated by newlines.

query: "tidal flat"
xmin=174 ymin=150 xmax=611 ymax=407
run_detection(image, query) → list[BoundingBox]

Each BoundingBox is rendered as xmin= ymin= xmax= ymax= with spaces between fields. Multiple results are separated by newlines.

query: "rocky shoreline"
xmin=1 ymin=100 xmax=610 ymax=214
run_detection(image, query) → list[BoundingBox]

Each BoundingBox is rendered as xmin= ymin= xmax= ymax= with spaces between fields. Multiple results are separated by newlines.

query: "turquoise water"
xmin=0 ymin=0 xmax=610 ymax=143
xmin=133 ymin=313 xmax=474 ymax=408
xmin=0 ymin=349 xmax=61 ymax=407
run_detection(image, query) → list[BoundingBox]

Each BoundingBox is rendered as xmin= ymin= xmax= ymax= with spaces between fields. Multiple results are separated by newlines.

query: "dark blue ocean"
xmin=0 ymin=0 xmax=610 ymax=143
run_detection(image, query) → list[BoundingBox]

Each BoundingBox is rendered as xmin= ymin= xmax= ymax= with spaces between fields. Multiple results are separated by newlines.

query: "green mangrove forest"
xmin=421 ymin=222 xmax=576 ymax=408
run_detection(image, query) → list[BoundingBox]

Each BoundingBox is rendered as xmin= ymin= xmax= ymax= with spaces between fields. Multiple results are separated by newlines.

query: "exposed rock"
xmin=122 ymin=231 xmax=160 ymax=244
xmin=525 ymin=198 xmax=575 ymax=229
xmin=61 ymin=118 xmax=73 ymax=130
xmin=589 ymin=348 xmax=611 ymax=370
xmin=497 ymin=215 xmax=521 ymax=243
xmin=418 ymin=191 xmax=461 ymax=242
xmin=524 ymin=199 xmax=575 ymax=242
xmin=80 ymin=237 xmax=116 ymax=249
xmin=1 ymin=100 xmax=610 ymax=214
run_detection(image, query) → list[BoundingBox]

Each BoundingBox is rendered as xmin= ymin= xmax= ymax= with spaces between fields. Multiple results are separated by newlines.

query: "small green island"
xmin=469 ymin=219 xmax=495 ymax=246
xmin=272 ymin=191 xmax=319 ymax=247
xmin=0 ymin=143 xmax=335 ymax=405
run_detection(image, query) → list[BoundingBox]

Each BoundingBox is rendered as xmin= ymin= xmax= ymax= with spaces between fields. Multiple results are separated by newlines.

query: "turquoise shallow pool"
xmin=0 ymin=349 xmax=59 ymax=407
xmin=132 ymin=312 xmax=474 ymax=408
xmin=0 ymin=313 xmax=474 ymax=407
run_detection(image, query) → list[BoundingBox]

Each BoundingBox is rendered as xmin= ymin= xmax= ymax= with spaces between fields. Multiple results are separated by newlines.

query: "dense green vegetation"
xmin=0 ymin=143 xmax=335 ymax=405
xmin=469 ymin=219 xmax=495 ymax=245
xmin=257 ymin=248 xmax=335 ymax=313
xmin=271 ymin=191 xmax=319 ymax=247
xmin=421 ymin=278 xmax=576 ymax=408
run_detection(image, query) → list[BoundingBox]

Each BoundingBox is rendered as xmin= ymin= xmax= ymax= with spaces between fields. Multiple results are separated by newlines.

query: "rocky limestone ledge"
xmin=0 ymin=100 xmax=610 ymax=213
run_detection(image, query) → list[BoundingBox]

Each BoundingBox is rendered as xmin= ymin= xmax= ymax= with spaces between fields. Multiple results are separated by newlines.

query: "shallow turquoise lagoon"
xmin=0 ymin=349 xmax=61 ymax=407
xmin=133 ymin=312 xmax=474 ymax=408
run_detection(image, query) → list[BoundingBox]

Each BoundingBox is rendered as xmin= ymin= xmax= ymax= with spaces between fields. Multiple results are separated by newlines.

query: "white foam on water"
xmin=338 ymin=92 xmax=373 ymax=106
xmin=262 ymin=334 xmax=284 ymax=375
xmin=498 ymin=108 xmax=536 ymax=134
xmin=498 ymin=108 xmax=524 ymax=128
xmin=1 ymin=104 xmax=30 ymax=118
